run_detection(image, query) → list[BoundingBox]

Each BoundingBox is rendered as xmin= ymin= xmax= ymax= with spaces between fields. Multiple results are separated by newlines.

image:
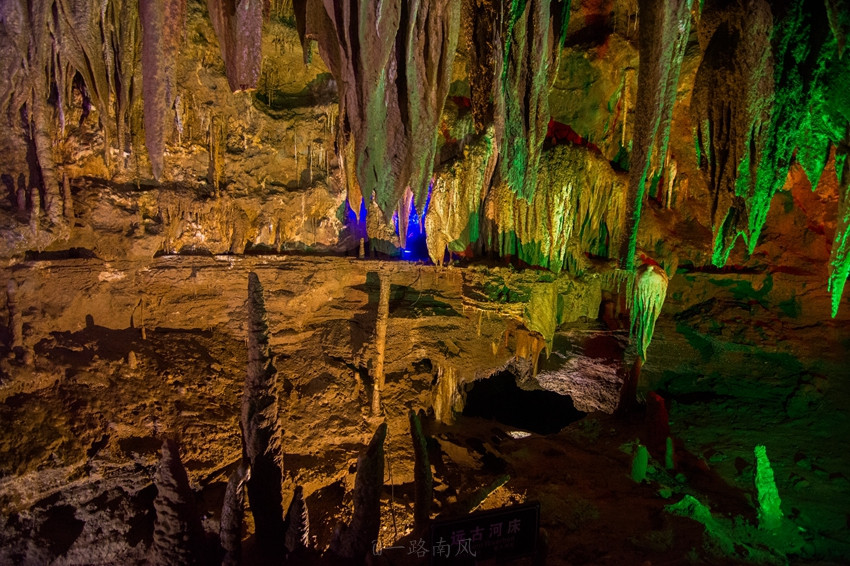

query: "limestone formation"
xmin=149 ymin=439 xmax=205 ymax=566
xmin=220 ymin=460 xmax=250 ymax=566
xmin=330 ymin=423 xmax=387 ymax=562
xmin=621 ymin=0 xmax=693 ymax=270
xmin=140 ymin=0 xmax=185 ymax=180
xmin=241 ymin=272 xmax=285 ymax=553
xmin=283 ymin=485 xmax=310 ymax=556
xmin=409 ymin=410 xmax=432 ymax=529
xmin=206 ymin=0 xmax=263 ymax=92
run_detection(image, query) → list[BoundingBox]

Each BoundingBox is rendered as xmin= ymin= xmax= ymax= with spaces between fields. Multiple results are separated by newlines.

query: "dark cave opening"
xmin=462 ymin=370 xmax=585 ymax=435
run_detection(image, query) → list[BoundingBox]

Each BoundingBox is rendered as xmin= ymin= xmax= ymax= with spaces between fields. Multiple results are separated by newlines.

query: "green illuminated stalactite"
xmin=630 ymin=263 xmax=669 ymax=360
xmin=691 ymin=0 xmax=773 ymax=266
xmin=828 ymin=142 xmax=850 ymax=317
xmin=621 ymin=0 xmax=693 ymax=272
xmin=496 ymin=0 xmax=570 ymax=201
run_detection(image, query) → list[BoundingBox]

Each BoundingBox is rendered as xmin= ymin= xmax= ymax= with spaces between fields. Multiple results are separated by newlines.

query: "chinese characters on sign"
xmin=371 ymin=502 xmax=539 ymax=563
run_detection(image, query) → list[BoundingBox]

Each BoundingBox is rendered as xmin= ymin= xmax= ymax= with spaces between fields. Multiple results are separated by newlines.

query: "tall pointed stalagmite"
xmin=283 ymin=485 xmax=310 ymax=556
xmin=242 ymin=272 xmax=285 ymax=553
xmin=149 ymin=439 xmax=205 ymax=566
xmin=330 ymin=423 xmax=387 ymax=563
xmin=220 ymin=460 xmax=250 ymax=566
xmin=409 ymin=410 xmax=433 ymax=530
xmin=371 ymin=272 xmax=391 ymax=416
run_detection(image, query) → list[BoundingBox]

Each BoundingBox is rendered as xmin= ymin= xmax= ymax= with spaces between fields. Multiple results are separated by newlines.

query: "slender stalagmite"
xmin=283 ymin=485 xmax=310 ymax=555
xmin=372 ymin=271 xmax=391 ymax=416
xmin=6 ymin=280 xmax=22 ymax=352
xmin=220 ymin=460 xmax=250 ymax=566
xmin=409 ymin=410 xmax=432 ymax=530
xmin=149 ymin=439 xmax=205 ymax=566
xmin=330 ymin=423 xmax=387 ymax=562
xmin=242 ymin=272 xmax=285 ymax=554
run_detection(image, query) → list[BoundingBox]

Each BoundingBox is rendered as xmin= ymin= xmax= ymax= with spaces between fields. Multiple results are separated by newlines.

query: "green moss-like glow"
xmin=754 ymin=445 xmax=783 ymax=530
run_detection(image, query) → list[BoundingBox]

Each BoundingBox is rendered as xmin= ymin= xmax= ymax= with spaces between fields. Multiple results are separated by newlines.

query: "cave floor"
xmin=0 ymin=256 xmax=847 ymax=565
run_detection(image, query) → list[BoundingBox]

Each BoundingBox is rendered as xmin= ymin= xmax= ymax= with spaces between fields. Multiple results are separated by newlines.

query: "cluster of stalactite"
xmin=692 ymin=0 xmax=850 ymax=313
xmin=426 ymin=134 xmax=626 ymax=273
xmin=297 ymin=0 xmax=461 ymax=222
xmin=0 ymin=0 xmax=264 ymax=234
xmin=0 ymin=0 xmax=143 ymax=225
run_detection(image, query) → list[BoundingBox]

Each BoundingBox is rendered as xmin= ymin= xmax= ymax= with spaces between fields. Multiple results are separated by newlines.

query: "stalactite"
xmin=283 ymin=485 xmax=310 ymax=556
xmin=704 ymin=1 xmax=850 ymax=269
xmin=301 ymin=0 xmax=460 ymax=222
xmin=140 ymin=0 xmax=185 ymax=180
xmin=220 ymin=460 xmax=250 ymax=566
xmin=409 ymin=410 xmax=432 ymax=530
xmin=149 ymin=439 xmax=205 ymax=566
xmin=630 ymin=263 xmax=668 ymax=360
xmin=488 ymin=144 xmax=627 ymax=272
xmin=330 ymin=423 xmax=387 ymax=563
xmin=242 ymin=272 xmax=285 ymax=554
xmin=828 ymin=139 xmax=850 ymax=317
xmin=496 ymin=0 xmax=570 ymax=201
xmin=29 ymin=94 xmax=63 ymax=223
xmin=433 ymin=364 xmax=464 ymax=424
xmin=426 ymin=128 xmax=498 ymax=265
xmin=206 ymin=0 xmax=263 ymax=92
xmin=462 ymin=0 xmax=500 ymax=133
xmin=621 ymin=0 xmax=693 ymax=271
xmin=691 ymin=0 xmax=773 ymax=265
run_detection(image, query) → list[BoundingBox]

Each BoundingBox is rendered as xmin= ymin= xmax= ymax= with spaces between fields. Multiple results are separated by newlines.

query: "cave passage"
xmin=462 ymin=370 xmax=585 ymax=435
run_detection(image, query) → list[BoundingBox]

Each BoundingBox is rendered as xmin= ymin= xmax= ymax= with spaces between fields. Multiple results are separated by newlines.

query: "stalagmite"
xmin=409 ymin=410 xmax=432 ymax=530
xmin=754 ymin=445 xmax=783 ymax=530
xmin=140 ymin=0 xmax=185 ymax=181
xmin=6 ymin=280 xmax=22 ymax=353
xmin=149 ymin=439 xmax=205 ymax=566
xmin=241 ymin=272 xmax=285 ymax=553
xmin=330 ymin=423 xmax=387 ymax=563
xmin=206 ymin=0 xmax=263 ymax=92
xmin=283 ymin=485 xmax=310 ymax=556
xmin=371 ymin=272 xmax=391 ymax=416
xmin=220 ymin=460 xmax=250 ymax=566
xmin=631 ymin=443 xmax=649 ymax=483
xmin=630 ymin=263 xmax=668 ymax=360
xmin=621 ymin=0 xmax=693 ymax=270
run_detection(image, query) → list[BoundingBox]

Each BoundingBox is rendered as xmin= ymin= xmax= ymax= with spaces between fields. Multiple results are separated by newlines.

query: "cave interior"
xmin=0 ymin=0 xmax=849 ymax=564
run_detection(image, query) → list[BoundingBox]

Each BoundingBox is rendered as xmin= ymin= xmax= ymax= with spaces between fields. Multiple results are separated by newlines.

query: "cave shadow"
xmin=462 ymin=369 xmax=586 ymax=435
